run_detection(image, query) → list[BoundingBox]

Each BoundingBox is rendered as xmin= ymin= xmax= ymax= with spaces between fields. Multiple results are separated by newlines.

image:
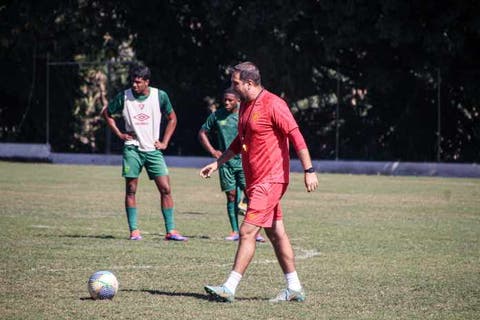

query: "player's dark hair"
xmin=228 ymin=61 xmax=261 ymax=85
xmin=129 ymin=65 xmax=151 ymax=81
xmin=224 ymin=88 xmax=240 ymax=99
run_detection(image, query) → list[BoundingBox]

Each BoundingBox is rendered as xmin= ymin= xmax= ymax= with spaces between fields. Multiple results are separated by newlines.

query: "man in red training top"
xmin=200 ymin=61 xmax=318 ymax=302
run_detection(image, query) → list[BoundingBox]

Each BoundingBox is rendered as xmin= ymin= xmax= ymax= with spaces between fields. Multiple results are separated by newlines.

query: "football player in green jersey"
xmin=102 ymin=64 xmax=187 ymax=241
xmin=199 ymin=88 xmax=264 ymax=242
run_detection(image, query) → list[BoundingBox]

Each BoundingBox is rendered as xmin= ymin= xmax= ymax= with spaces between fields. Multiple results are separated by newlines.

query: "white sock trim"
xmin=285 ymin=271 xmax=302 ymax=291
xmin=223 ymin=271 xmax=242 ymax=294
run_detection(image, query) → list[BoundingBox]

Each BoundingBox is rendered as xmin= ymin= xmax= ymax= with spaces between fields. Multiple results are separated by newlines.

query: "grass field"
xmin=0 ymin=161 xmax=479 ymax=319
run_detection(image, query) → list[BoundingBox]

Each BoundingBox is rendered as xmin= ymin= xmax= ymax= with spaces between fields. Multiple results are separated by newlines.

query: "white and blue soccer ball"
xmin=87 ymin=270 xmax=119 ymax=300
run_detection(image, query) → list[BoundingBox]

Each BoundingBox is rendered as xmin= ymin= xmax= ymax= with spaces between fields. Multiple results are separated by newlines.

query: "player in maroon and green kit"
xmin=199 ymin=89 xmax=264 ymax=242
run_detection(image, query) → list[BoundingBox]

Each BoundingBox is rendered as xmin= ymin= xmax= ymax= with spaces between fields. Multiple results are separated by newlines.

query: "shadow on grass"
xmin=122 ymin=289 xmax=267 ymax=302
xmin=79 ymin=297 xmax=114 ymax=301
xmin=122 ymin=289 xmax=209 ymax=300
xmin=183 ymin=235 xmax=210 ymax=240
xmin=58 ymin=234 xmax=116 ymax=239
xmin=141 ymin=234 xmax=211 ymax=240
xmin=181 ymin=211 xmax=207 ymax=215
xmin=154 ymin=234 xmax=211 ymax=240
xmin=57 ymin=234 xmax=211 ymax=240
xmin=80 ymin=290 xmax=267 ymax=302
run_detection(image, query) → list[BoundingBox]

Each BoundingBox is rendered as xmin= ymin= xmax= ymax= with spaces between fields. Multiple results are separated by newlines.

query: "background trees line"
xmin=1 ymin=0 xmax=479 ymax=162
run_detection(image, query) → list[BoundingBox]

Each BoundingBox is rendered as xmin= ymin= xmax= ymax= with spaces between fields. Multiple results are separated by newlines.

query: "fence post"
xmin=46 ymin=52 xmax=50 ymax=145
xmin=436 ymin=68 xmax=441 ymax=162
xmin=105 ymin=61 xmax=112 ymax=154
xmin=335 ymin=68 xmax=340 ymax=160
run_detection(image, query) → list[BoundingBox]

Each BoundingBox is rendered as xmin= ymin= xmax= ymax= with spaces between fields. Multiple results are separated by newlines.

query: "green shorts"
xmin=122 ymin=145 xmax=169 ymax=179
xmin=218 ymin=163 xmax=246 ymax=192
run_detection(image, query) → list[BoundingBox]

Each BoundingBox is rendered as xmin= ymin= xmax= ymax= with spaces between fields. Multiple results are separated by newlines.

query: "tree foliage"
xmin=1 ymin=0 xmax=479 ymax=161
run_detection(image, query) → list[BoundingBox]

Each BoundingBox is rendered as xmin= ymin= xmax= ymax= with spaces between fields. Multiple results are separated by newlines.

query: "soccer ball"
xmin=87 ymin=270 xmax=119 ymax=300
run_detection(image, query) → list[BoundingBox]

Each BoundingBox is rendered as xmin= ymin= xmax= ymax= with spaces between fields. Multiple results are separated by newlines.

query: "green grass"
xmin=0 ymin=161 xmax=479 ymax=319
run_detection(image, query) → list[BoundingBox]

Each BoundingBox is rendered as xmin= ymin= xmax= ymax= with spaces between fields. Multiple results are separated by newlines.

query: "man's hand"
xmin=120 ymin=133 xmax=134 ymax=141
xmin=200 ymin=162 xmax=218 ymax=178
xmin=155 ymin=140 xmax=168 ymax=150
xmin=211 ymin=150 xmax=223 ymax=159
xmin=304 ymin=172 xmax=318 ymax=192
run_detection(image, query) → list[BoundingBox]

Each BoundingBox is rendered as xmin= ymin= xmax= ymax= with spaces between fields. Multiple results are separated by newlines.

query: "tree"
xmin=1 ymin=0 xmax=479 ymax=161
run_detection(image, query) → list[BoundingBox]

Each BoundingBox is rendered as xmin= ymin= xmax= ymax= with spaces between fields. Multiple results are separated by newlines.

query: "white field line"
xmin=29 ymin=224 xmax=321 ymax=270
xmin=30 ymin=249 xmax=320 ymax=272
xmin=31 ymin=265 xmax=155 ymax=273
xmin=217 ymin=248 xmax=321 ymax=267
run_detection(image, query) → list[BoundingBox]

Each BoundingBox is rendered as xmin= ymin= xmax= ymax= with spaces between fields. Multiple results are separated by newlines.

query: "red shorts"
xmin=244 ymin=182 xmax=288 ymax=228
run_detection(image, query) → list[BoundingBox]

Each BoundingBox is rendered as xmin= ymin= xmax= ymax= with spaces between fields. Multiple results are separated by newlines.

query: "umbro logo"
xmin=133 ymin=113 xmax=150 ymax=121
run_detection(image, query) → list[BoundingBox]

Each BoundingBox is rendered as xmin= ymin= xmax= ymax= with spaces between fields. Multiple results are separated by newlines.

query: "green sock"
xmin=235 ymin=187 xmax=242 ymax=214
xmin=162 ymin=207 xmax=175 ymax=233
xmin=227 ymin=201 xmax=239 ymax=232
xmin=126 ymin=207 xmax=138 ymax=232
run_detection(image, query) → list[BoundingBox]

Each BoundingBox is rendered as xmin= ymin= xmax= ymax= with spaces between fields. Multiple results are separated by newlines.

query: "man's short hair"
xmin=129 ymin=64 xmax=151 ymax=81
xmin=224 ymin=88 xmax=240 ymax=100
xmin=229 ymin=61 xmax=261 ymax=85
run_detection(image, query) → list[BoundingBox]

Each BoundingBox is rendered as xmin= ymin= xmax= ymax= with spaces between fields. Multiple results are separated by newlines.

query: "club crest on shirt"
xmin=138 ymin=103 xmax=145 ymax=110
xmin=252 ymin=111 xmax=261 ymax=122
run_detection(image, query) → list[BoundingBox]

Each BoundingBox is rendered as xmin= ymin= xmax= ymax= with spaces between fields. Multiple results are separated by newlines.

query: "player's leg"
xmin=205 ymin=221 xmax=259 ymax=302
xmin=153 ymin=174 xmax=174 ymax=229
xmin=233 ymin=182 xmax=278 ymax=272
xmin=147 ymin=150 xmax=187 ymax=241
xmin=153 ymin=175 xmax=187 ymax=241
xmin=225 ymin=221 xmax=259 ymax=290
xmin=219 ymin=165 xmax=239 ymax=240
xmin=225 ymin=189 xmax=240 ymax=240
xmin=236 ymin=167 xmax=248 ymax=216
xmin=263 ymin=184 xmax=305 ymax=302
xmin=264 ymin=219 xmax=296 ymax=274
xmin=122 ymin=145 xmax=143 ymax=240
xmin=205 ymin=183 xmax=272 ymax=301
xmin=232 ymin=222 xmax=261 ymax=273
xmin=267 ymin=221 xmax=305 ymax=302
xmin=125 ymin=178 xmax=141 ymax=240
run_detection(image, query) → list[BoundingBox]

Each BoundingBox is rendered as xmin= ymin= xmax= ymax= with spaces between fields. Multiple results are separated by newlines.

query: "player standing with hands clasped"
xmin=198 ymin=88 xmax=264 ymax=242
xmin=102 ymin=64 xmax=187 ymax=241
xmin=200 ymin=61 xmax=318 ymax=302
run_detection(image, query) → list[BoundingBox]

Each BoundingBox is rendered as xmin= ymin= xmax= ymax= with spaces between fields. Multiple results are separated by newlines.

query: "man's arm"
xmin=200 ymin=149 xmax=236 ymax=178
xmin=288 ymin=127 xmax=318 ymax=192
xmin=155 ymin=110 xmax=177 ymax=150
xmin=200 ymin=135 xmax=240 ymax=179
xmin=296 ymin=148 xmax=318 ymax=192
xmin=198 ymin=128 xmax=222 ymax=158
xmin=101 ymin=107 xmax=133 ymax=142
